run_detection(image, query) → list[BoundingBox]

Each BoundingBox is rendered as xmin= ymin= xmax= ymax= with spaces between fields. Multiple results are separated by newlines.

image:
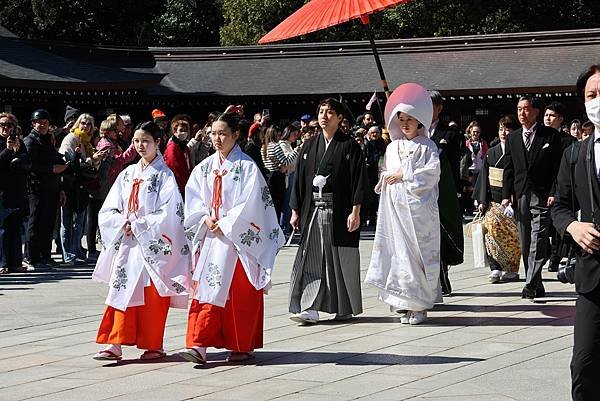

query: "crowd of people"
xmin=2 ymin=65 xmax=600 ymax=400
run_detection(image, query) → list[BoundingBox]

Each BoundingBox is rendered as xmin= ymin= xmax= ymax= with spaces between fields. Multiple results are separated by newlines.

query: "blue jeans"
xmin=60 ymin=205 xmax=87 ymax=262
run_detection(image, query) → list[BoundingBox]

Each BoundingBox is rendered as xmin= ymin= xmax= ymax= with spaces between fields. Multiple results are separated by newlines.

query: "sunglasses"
xmin=0 ymin=122 xmax=13 ymax=128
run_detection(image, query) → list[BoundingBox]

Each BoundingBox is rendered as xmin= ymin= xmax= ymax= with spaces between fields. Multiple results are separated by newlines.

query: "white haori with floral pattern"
xmin=365 ymin=136 xmax=442 ymax=311
xmin=185 ymin=145 xmax=284 ymax=307
xmin=92 ymin=155 xmax=191 ymax=311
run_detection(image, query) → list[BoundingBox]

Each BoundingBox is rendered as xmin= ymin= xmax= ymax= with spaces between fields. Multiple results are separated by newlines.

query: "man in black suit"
xmin=552 ymin=64 xmax=600 ymax=401
xmin=23 ymin=109 xmax=67 ymax=269
xmin=428 ymin=91 xmax=464 ymax=296
xmin=544 ymin=101 xmax=577 ymax=272
xmin=502 ymin=96 xmax=563 ymax=299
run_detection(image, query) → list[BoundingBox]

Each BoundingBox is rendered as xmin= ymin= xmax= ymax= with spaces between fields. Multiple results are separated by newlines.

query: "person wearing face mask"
xmin=552 ymin=64 xmax=600 ymax=401
xmin=164 ymin=118 xmax=192 ymax=197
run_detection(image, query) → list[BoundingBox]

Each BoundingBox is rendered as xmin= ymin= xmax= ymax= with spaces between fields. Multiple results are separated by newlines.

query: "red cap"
xmin=151 ymin=108 xmax=166 ymax=119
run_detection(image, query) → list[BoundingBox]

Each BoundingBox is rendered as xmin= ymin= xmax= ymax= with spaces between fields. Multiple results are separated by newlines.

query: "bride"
xmin=364 ymin=83 xmax=441 ymax=325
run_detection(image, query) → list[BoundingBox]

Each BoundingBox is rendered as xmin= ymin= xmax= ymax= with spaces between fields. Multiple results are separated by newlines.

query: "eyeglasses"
xmin=80 ymin=121 xmax=92 ymax=126
xmin=0 ymin=122 xmax=13 ymax=128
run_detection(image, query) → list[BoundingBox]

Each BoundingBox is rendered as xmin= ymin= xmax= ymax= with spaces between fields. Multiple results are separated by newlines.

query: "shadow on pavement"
xmin=0 ymin=266 xmax=95 ymax=288
xmin=452 ymin=291 xmax=577 ymax=297
xmin=187 ymin=351 xmax=483 ymax=369
xmin=427 ymin=315 xmax=574 ymax=326
xmin=432 ymin=303 xmax=575 ymax=314
xmin=101 ymin=354 xmax=188 ymax=367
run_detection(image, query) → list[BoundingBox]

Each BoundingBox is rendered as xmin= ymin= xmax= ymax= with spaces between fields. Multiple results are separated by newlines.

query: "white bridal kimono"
xmin=92 ymin=156 xmax=191 ymax=311
xmin=365 ymin=136 xmax=441 ymax=311
xmin=185 ymin=145 xmax=284 ymax=307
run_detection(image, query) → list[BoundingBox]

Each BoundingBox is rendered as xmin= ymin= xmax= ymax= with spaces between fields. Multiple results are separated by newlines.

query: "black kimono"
xmin=289 ymin=131 xmax=367 ymax=316
xmin=474 ymin=143 xmax=510 ymax=205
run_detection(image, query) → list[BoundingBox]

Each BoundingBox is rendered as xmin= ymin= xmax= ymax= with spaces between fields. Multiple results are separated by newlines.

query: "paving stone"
xmin=0 ymin=236 xmax=574 ymax=401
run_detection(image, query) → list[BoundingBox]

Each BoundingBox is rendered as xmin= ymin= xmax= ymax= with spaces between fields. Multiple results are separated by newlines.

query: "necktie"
xmin=524 ymin=131 xmax=532 ymax=151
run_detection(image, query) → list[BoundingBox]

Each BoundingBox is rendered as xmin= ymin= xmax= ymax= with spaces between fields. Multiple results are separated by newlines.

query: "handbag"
xmin=483 ymin=202 xmax=521 ymax=272
xmin=464 ymin=212 xmax=483 ymax=238
xmin=471 ymin=216 xmax=488 ymax=269
xmin=77 ymin=162 xmax=100 ymax=192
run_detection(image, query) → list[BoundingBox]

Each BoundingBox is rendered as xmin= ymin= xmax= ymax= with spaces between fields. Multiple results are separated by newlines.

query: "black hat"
xmin=31 ymin=109 xmax=51 ymax=121
xmin=64 ymin=105 xmax=80 ymax=123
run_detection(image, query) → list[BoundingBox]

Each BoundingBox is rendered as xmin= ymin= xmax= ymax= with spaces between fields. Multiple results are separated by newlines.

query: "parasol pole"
xmin=360 ymin=15 xmax=391 ymax=99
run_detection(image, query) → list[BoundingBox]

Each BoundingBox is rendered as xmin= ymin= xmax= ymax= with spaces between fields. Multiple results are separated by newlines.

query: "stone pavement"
xmin=0 ymin=233 xmax=575 ymax=401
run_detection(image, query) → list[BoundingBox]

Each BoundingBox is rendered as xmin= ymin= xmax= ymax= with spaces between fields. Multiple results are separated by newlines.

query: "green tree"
xmin=223 ymin=0 xmax=600 ymax=45
xmin=220 ymin=0 xmax=304 ymax=46
xmin=2 ymin=0 xmax=600 ymax=47
xmin=0 ymin=0 xmax=164 ymax=46
xmin=154 ymin=0 xmax=223 ymax=46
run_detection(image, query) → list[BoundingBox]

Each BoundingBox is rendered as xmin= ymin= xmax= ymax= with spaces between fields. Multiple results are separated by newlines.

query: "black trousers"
xmin=548 ymin=223 xmax=562 ymax=265
xmin=440 ymin=262 xmax=452 ymax=295
xmin=2 ymin=212 xmax=23 ymax=269
xmin=28 ymin=189 xmax=59 ymax=263
xmin=267 ymin=171 xmax=286 ymax=221
xmin=516 ymin=193 xmax=550 ymax=290
xmin=86 ymin=198 xmax=104 ymax=253
xmin=572 ymin=289 xmax=600 ymax=401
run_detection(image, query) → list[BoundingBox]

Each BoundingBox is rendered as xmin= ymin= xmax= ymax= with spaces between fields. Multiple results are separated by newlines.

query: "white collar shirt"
xmin=594 ymin=128 xmax=600 ymax=180
xmin=522 ymin=122 xmax=538 ymax=146
xmin=428 ymin=120 xmax=439 ymax=138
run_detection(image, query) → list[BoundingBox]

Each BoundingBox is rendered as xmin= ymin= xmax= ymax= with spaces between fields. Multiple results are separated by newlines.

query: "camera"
xmin=557 ymin=257 xmax=576 ymax=284
xmin=8 ymin=133 xmax=16 ymax=141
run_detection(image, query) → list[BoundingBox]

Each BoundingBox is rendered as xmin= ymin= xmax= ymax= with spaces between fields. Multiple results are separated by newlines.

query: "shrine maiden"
xmin=179 ymin=112 xmax=284 ymax=364
xmin=92 ymin=121 xmax=191 ymax=361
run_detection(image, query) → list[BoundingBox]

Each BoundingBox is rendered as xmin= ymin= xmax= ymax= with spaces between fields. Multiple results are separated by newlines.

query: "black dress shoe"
xmin=522 ymin=286 xmax=546 ymax=300
xmin=535 ymin=287 xmax=546 ymax=298
xmin=521 ymin=286 xmax=536 ymax=299
xmin=548 ymin=263 xmax=559 ymax=273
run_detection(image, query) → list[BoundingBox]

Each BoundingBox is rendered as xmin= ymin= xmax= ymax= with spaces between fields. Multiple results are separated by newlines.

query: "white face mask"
xmin=174 ymin=131 xmax=188 ymax=141
xmin=585 ymin=97 xmax=600 ymax=130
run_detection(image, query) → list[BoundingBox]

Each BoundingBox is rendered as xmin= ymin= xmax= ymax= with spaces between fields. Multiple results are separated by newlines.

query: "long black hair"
xmin=215 ymin=112 xmax=240 ymax=132
xmin=135 ymin=121 xmax=162 ymax=140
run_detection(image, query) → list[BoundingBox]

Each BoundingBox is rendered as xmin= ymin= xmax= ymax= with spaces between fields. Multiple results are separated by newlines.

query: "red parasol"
xmin=259 ymin=0 xmax=411 ymax=98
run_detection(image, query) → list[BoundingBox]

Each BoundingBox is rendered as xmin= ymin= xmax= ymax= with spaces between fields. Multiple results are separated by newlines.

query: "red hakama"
xmin=96 ymin=283 xmax=170 ymax=350
xmin=186 ymin=259 xmax=263 ymax=352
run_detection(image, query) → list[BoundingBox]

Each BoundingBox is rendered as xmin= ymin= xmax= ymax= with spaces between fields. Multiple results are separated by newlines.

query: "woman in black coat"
xmin=474 ymin=115 xmax=519 ymax=283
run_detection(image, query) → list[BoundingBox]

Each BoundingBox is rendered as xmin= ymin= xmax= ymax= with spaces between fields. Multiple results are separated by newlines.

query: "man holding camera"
xmin=0 ymin=112 xmax=31 ymax=274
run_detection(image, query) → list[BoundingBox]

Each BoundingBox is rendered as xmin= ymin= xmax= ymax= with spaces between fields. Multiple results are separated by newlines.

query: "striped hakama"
xmin=289 ymin=193 xmax=363 ymax=315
